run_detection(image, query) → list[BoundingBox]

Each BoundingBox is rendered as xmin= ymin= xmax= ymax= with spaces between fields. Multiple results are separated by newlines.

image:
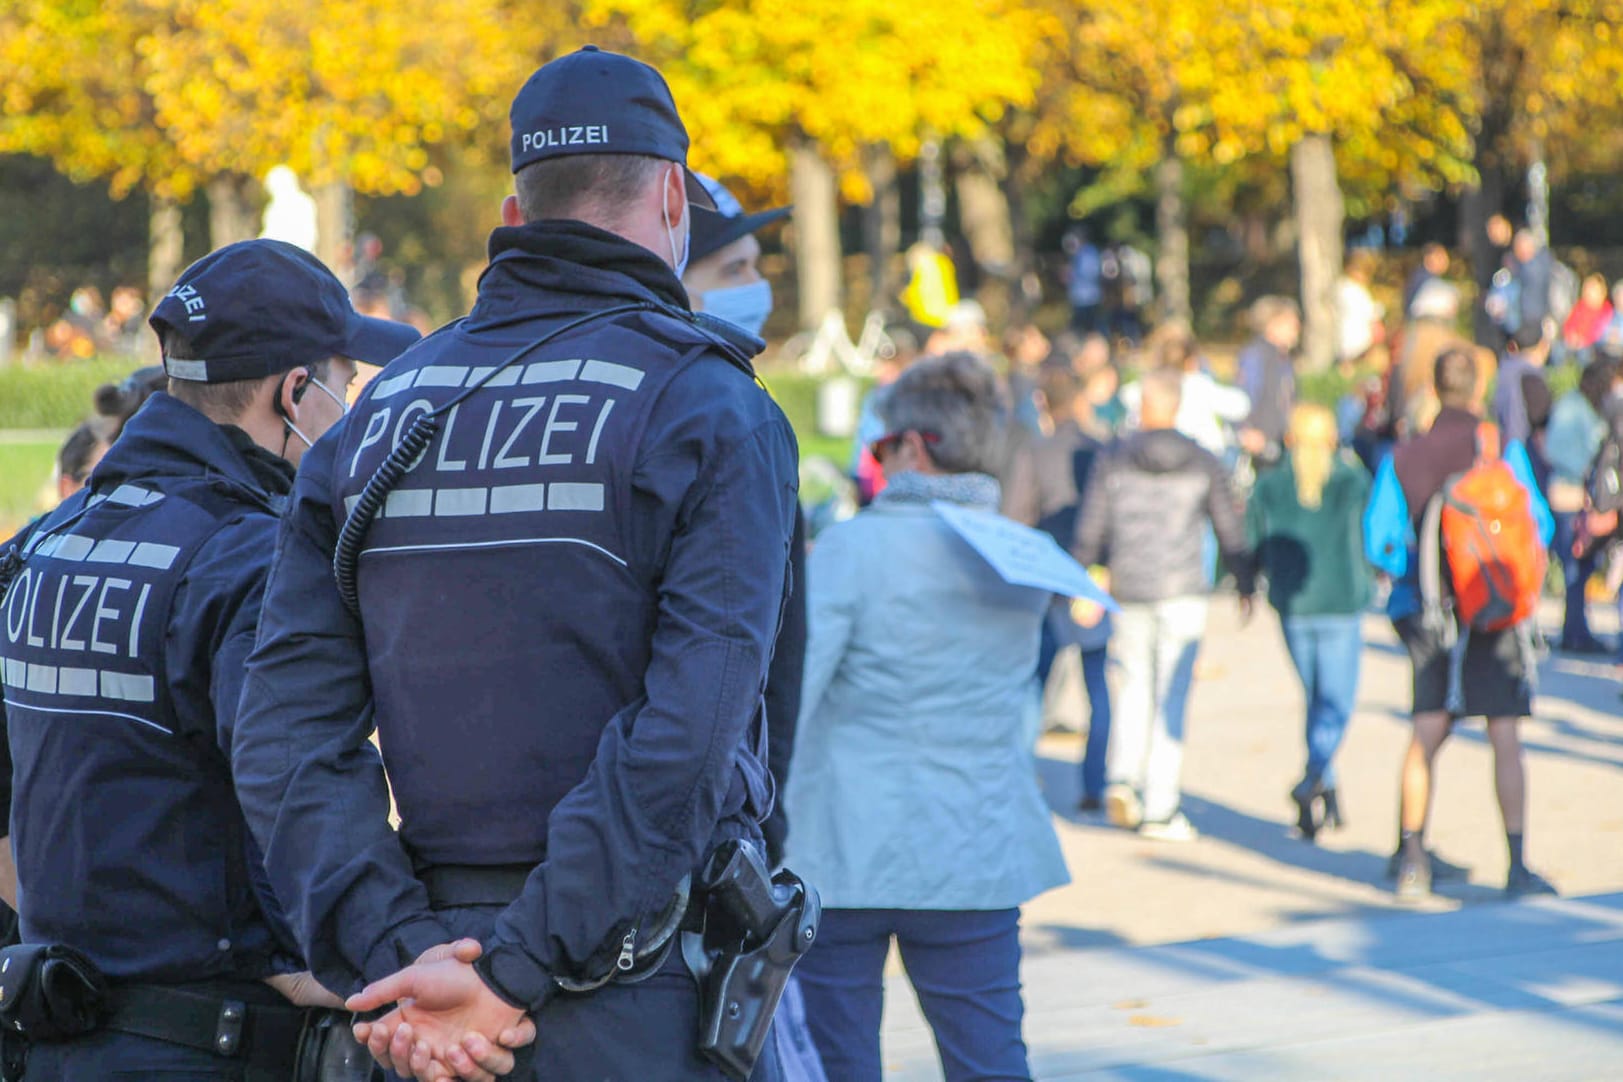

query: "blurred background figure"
xmin=1560 ymin=273 xmax=1613 ymax=365
xmin=1336 ymin=248 xmax=1386 ymax=369
xmin=1545 ymin=357 xmax=1619 ymax=654
xmin=1403 ymin=243 xmax=1451 ymax=318
xmin=1121 ymin=324 xmax=1250 ymax=458
xmin=787 ymin=352 xmax=1068 ymax=1082
xmin=1390 ymin=278 xmax=1468 ymax=444
xmin=1246 ymin=403 xmax=1372 ymax=841
xmin=926 ymin=299 xmax=990 ymax=357
xmin=260 ymin=164 xmax=318 ymax=252
xmin=93 ymin=364 xmax=167 ymax=438
xmin=1064 ymin=226 xmax=1104 ymax=333
xmin=1237 ymin=296 xmax=1301 ymax=471
xmin=1003 ymin=321 xmax=1052 ymax=436
xmin=901 ymin=239 xmax=960 ymax=338
xmin=51 ymin=417 xmax=112 ymax=504
xmin=102 ymin=285 xmax=147 ymax=354
xmin=1029 ymin=362 xmax=1113 ymax=812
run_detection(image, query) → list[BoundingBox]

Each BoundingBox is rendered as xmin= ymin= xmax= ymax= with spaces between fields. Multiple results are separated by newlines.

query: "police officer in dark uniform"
xmin=681 ymin=174 xmax=806 ymax=868
xmin=232 ymin=48 xmax=803 ymax=1082
xmin=0 ymin=240 xmax=422 ymax=1079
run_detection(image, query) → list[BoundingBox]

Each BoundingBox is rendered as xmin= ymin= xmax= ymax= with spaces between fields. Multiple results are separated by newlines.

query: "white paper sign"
xmin=933 ymin=501 xmax=1118 ymax=610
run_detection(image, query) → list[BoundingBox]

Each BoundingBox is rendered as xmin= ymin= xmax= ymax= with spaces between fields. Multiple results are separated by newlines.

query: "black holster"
xmin=295 ymin=1009 xmax=383 ymax=1082
xmin=683 ymin=840 xmax=820 ymax=1081
xmin=0 ymin=944 xmax=108 ymax=1043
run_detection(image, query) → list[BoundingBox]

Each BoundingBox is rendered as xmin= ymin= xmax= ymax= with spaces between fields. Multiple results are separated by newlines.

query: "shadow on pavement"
xmin=1036 ymin=750 xmax=1504 ymax=907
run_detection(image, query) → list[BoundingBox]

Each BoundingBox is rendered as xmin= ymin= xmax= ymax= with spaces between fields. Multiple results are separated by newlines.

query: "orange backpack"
xmin=1420 ymin=424 xmax=1547 ymax=633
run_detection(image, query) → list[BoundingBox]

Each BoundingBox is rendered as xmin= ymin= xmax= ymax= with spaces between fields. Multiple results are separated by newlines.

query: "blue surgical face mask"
xmin=700 ymin=280 xmax=772 ymax=337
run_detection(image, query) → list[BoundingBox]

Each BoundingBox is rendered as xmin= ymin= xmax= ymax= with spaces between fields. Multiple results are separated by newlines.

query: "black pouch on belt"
xmin=0 ymin=944 xmax=109 ymax=1042
xmin=294 ymin=1009 xmax=383 ymax=1082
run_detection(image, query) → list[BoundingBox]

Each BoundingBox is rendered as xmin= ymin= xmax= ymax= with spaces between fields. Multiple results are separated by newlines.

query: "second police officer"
xmin=682 ymin=173 xmax=807 ymax=868
xmin=232 ymin=47 xmax=805 ymax=1081
xmin=0 ymin=241 xmax=432 ymax=1080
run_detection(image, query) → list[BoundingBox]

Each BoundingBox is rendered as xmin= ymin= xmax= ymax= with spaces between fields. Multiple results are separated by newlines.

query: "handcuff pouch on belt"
xmin=552 ymin=874 xmax=694 ymax=994
xmin=682 ymin=840 xmax=820 ymax=1081
xmin=0 ymin=944 xmax=108 ymax=1042
xmin=294 ymin=1009 xmax=382 ymax=1082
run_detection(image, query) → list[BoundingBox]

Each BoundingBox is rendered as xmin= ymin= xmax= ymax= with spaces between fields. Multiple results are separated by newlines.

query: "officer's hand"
xmin=348 ymin=953 xmax=528 ymax=1082
xmin=263 ymin=970 xmax=344 ymax=1009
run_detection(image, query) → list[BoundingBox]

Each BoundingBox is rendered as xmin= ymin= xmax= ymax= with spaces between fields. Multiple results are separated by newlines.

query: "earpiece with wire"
xmin=277 ymin=367 xmax=316 ymax=449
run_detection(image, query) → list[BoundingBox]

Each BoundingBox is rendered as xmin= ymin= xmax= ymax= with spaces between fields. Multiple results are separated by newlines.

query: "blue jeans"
xmin=1553 ymin=510 xmax=1598 ymax=645
xmin=796 ymin=908 xmax=1030 ymax=1082
xmin=1038 ymin=613 xmax=1113 ymax=803
xmin=1078 ymin=648 xmax=1111 ymax=801
xmin=1279 ymin=614 xmax=1362 ymax=788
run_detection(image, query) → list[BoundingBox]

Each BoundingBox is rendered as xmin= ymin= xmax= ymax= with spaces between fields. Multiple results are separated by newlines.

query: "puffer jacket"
xmin=1072 ymin=428 xmax=1255 ymax=603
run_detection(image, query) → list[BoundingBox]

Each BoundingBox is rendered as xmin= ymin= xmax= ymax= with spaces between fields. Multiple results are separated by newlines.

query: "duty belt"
xmin=105 ymin=982 xmax=303 ymax=1073
xmin=418 ymin=863 xmax=532 ymax=909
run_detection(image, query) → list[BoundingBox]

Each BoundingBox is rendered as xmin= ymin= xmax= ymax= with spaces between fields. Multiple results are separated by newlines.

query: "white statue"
xmin=260 ymin=165 xmax=318 ymax=252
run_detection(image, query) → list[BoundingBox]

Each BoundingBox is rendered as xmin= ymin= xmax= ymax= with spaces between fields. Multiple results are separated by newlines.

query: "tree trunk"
xmin=314 ymin=181 xmax=353 ymax=281
xmin=861 ymin=143 xmax=901 ymax=316
xmin=1462 ymin=13 xmax=1521 ymax=346
xmin=791 ymin=140 xmax=842 ymax=332
xmin=1290 ymin=133 xmax=1344 ymax=373
xmin=951 ymin=138 xmax=1016 ymax=327
xmin=145 ymin=195 xmax=185 ymax=361
xmin=206 ymin=174 xmax=259 ymax=251
xmin=148 ymin=196 xmax=184 ymax=303
xmin=1461 ymin=168 xmax=1506 ymax=346
xmin=1154 ymin=143 xmax=1191 ymax=327
xmin=1001 ymin=137 xmax=1040 ymax=321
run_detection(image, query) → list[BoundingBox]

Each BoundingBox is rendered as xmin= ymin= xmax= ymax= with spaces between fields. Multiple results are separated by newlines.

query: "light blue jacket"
xmin=784 ymin=495 xmax=1070 ymax=911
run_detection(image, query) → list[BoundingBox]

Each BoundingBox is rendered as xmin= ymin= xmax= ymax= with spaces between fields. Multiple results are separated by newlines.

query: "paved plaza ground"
xmin=879 ymin=600 xmax=1623 ymax=1079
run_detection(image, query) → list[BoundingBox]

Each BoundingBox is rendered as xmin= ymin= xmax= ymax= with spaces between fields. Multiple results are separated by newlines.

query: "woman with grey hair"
xmin=786 ymin=351 xmax=1069 ymax=1081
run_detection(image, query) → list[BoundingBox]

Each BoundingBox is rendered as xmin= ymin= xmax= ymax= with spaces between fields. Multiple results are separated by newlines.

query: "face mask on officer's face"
xmin=700 ymin=280 xmax=773 ymax=337
xmin=664 ymin=165 xmax=691 ymax=278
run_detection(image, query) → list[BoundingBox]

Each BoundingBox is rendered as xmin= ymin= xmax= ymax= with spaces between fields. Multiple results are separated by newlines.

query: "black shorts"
xmin=1393 ymin=614 xmax=1535 ymax=719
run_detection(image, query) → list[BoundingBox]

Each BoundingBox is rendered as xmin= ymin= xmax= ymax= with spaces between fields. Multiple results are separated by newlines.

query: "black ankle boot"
xmin=1319 ymin=787 xmax=1344 ymax=830
xmin=1290 ymin=778 xmax=1323 ymax=841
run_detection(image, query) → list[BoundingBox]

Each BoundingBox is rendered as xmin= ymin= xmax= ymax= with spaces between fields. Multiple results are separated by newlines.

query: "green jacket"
xmin=1246 ymin=453 xmax=1373 ymax=618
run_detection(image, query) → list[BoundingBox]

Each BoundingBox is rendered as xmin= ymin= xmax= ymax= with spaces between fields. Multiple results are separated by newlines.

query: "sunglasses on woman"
xmin=868 ymin=429 xmax=941 ymax=460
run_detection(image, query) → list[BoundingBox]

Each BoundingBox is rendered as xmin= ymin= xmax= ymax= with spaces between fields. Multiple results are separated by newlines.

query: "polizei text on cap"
xmin=521 ymin=125 xmax=610 ymax=152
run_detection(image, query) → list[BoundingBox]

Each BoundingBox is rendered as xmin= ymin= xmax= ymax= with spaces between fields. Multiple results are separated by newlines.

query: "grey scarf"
xmin=875 ymin=470 xmax=1001 ymax=511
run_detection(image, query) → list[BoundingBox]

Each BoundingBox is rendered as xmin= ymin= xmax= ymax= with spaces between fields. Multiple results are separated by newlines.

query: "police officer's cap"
xmin=149 ymin=239 xmax=421 ymax=383
xmin=509 ymin=45 xmax=715 ymax=209
xmin=689 ymin=174 xmax=790 ymax=266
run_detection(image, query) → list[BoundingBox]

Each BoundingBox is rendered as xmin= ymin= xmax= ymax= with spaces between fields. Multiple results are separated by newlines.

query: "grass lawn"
xmin=0 ymin=438 xmax=59 ymax=536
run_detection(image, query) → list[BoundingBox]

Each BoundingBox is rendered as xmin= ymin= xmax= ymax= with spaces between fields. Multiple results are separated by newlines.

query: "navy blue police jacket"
xmin=232 ymin=221 xmax=799 ymax=1009
xmin=0 ymin=394 xmax=300 ymax=982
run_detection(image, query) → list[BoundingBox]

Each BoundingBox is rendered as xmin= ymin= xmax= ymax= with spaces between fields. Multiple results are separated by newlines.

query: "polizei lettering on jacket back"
xmin=519 ymin=125 xmax=610 ymax=154
xmin=1 ymin=493 xmax=185 ymax=730
xmin=344 ymin=357 xmax=645 ymax=549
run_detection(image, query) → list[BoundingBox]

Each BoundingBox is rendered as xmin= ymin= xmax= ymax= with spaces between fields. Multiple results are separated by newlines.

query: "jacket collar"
xmin=470 ymin=220 xmax=690 ymax=328
xmin=88 ymin=392 xmax=287 ymax=504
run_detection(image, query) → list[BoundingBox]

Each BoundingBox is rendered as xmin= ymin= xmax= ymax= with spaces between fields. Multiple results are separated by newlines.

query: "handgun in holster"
xmin=682 ymin=840 xmax=820 ymax=1081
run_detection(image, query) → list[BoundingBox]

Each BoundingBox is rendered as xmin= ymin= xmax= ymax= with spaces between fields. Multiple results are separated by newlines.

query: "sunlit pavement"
xmin=879 ymin=599 xmax=1623 ymax=1078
